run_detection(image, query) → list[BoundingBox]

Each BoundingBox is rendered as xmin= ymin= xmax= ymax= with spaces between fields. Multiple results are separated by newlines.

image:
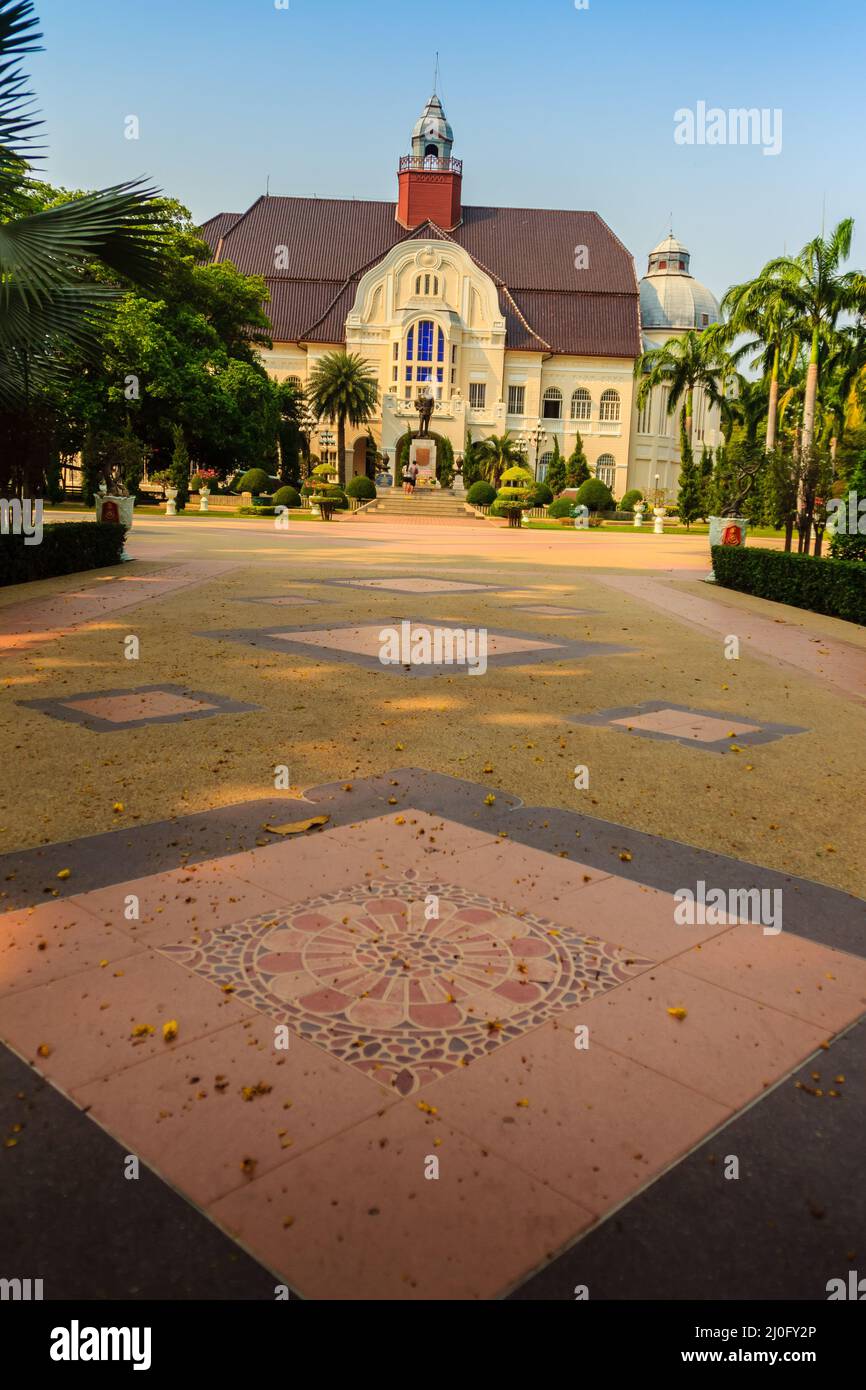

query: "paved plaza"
xmin=2 ymin=514 xmax=865 ymax=1299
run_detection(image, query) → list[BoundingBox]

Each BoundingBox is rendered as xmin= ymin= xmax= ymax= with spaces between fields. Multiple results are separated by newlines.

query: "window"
xmin=570 ymin=388 xmax=591 ymax=421
xmin=538 ymin=451 xmax=554 ymax=482
xmin=701 ymin=313 xmax=709 ymax=326
xmin=599 ymin=389 xmax=620 ymax=422
xmin=596 ymin=455 xmax=616 ymax=488
xmin=402 ymin=321 xmax=447 ymax=397
xmin=508 ymin=385 xmax=526 ymax=416
xmin=415 ymin=274 xmax=439 ymax=296
xmin=659 ymin=260 xmax=668 ymax=270
xmin=542 ymin=386 xmax=562 ymax=419
xmin=637 ymin=391 xmax=653 ymax=434
xmin=393 ymin=342 xmax=399 ymax=360
xmin=469 ymin=382 xmax=486 ymax=409
xmin=678 ymin=260 xmax=686 ymax=270
xmin=286 ymin=375 xmax=301 ymax=390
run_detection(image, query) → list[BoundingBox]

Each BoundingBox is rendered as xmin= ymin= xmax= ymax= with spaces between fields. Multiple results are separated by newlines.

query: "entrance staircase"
xmin=348 ymin=489 xmax=486 ymax=524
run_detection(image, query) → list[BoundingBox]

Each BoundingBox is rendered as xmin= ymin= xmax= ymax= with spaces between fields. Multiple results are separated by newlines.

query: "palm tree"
xmin=307 ymin=350 xmax=378 ymax=486
xmin=719 ymin=374 xmax=770 ymax=446
xmin=474 ymin=430 xmax=523 ymax=489
xmin=0 ymin=2 xmax=168 ymax=416
xmin=634 ymin=329 xmax=728 ymax=444
xmin=720 ymin=272 xmax=799 ymax=451
xmin=763 ymin=219 xmax=866 ymax=456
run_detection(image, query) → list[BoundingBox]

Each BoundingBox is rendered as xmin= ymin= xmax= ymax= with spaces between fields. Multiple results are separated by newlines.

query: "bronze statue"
xmin=414 ymin=388 xmax=435 ymax=437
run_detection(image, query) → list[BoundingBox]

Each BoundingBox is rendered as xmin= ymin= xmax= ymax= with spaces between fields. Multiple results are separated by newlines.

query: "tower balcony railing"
xmin=399 ymin=155 xmax=463 ymax=175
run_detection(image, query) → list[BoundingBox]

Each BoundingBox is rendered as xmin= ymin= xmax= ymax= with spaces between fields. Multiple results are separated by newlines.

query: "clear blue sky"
xmin=34 ymin=0 xmax=866 ymax=298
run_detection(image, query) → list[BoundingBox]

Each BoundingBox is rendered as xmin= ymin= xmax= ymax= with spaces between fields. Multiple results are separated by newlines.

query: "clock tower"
xmin=397 ymin=94 xmax=463 ymax=231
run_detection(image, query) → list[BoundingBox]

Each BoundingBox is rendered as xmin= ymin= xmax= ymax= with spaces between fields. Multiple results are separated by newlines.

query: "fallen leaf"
xmin=262 ymin=815 xmax=330 ymax=835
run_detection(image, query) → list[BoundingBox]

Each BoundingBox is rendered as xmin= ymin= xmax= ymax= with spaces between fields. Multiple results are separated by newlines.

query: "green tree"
xmin=635 ymin=329 xmax=729 ymax=444
xmin=474 ymin=431 xmax=523 ymax=489
xmin=307 ymin=350 xmax=378 ymax=487
xmin=720 ymin=274 xmax=799 ymax=452
xmin=566 ymin=431 xmax=590 ymax=487
xmin=831 ymin=447 xmax=866 ymax=561
xmin=676 ymin=420 xmax=703 ymax=528
xmin=0 ymin=1 xmax=169 ymax=494
xmin=170 ymin=424 xmax=190 ymax=510
xmin=545 ymin=436 xmax=567 ymax=495
xmin=765 ymin=218 xmax=866 ymax=457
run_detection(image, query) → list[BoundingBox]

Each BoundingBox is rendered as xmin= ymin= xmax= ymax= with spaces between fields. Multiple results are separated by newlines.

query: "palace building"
xmin=201 ymin=96 xmax=720 ymax=498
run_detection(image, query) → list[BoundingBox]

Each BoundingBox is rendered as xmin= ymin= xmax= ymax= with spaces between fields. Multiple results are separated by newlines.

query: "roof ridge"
xmin=212 ymin=196 xmax=264 ymax=262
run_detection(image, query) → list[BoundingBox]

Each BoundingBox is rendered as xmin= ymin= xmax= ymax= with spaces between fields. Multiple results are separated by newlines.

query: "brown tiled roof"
xmin=198 ymin=212 xmax=242 ymax=252
xmin=207 ymin=195 xmax=640 ymax=357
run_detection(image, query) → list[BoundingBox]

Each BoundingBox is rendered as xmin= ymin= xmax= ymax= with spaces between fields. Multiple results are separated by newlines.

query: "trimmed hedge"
xmin=273 ymin=485 xmax=302 ymax=509
xmin=712 ymin=545 xmax=866 ymax=626
xmin=0 ymin=522 xmax=126 ymax=588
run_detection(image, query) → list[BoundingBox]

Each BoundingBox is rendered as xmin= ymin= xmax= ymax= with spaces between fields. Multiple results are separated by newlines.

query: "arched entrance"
xmin=351 ymin=437 xmax=369 ymax=480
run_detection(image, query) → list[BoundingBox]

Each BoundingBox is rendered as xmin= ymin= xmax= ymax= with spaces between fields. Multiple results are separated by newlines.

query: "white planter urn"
xmin=706 ymin=515 xmax=749 ymax=581
xmin=165 ymin=485 xmax=178 ymax=517
xmin=199 ymin=486 xmax=210 ymax=513
xmin=653 ymin=506 xmax=666 ymax=534
xmin=633 ymin=503 xmax=645 ymax=528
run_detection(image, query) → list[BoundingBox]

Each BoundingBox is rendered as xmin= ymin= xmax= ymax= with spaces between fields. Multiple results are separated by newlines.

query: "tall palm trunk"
xmin=337 ymin=416 xmax=347 ymax=488
xmin=765 ymin=342 xmax=780 ymax=452
xmin=801 ymin=328 xmax=820 ymax=455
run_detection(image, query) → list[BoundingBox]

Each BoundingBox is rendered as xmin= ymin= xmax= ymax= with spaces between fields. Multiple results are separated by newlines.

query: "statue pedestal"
xmin=452 ymin=472 xmax=465 ymax=495
xmin=410 ymin=438 xmax=437 ymax=487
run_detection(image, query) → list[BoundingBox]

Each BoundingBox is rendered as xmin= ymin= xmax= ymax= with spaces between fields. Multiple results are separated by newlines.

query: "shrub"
xmin=323 ymin=485 xmax=348 ymax=510
xmin=345 ymin=475 xmax=376 ymax=500
xmin=548 ymin=498 xmax=574 ymax=519
xmin=712 ymin=545 xmax=866 ymax=625
xmin=466 ymin=480 xmax=496 ymax=505
xmin=527 ymin=482 xmax=553 ymax=507
xmin=576 ymin=478 xmax=614 ymax=512
xmin=620 ymin=489 xmax=644 ymax=513
xmin=0 ymin=523 xmax=126 ymax=588
xmin=235 ymin=468 xmax=271 ymax=495
xmin=273 ymin=485 xmax=302 ymax=509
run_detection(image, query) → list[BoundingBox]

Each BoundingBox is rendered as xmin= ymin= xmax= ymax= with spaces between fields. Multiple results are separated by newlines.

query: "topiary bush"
xmin=466 ymin=480 xmax=496 ymax=505
xmin=345 ymin=475 xmax=376 ymax=500
xmin=235 ymin=468 xmax=271 ymax=495
xmin=323 ymin=485 xmax=348 ymax=510
xmin=620 ymin=488 xmax=644 ymax=513
xmin=712 ymin=546 xmax=866 ymax=625
xmin=575 ymin=478 xmax=614 ymax=512
xmin=273 ymin=485 xmax=302 ymax=509
xmin=548 ymin=498 xmax=574 ymax=519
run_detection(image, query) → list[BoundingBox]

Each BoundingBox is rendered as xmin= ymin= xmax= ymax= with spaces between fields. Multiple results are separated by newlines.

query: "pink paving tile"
xmin=0 ymin=900 xmax=143 ymax=998
xmin=672 ymin=926 xmax=866 ymax=1031
xmin=210 ymin=1100 xmax=593 ymax=1299
xmin=321 ymin=808 xmax=504 ymax=869
xmin=62 ymin=692 xmax=216 ymax=722
xmin=610 ymin=708 xmax=707 ymax=734
xmin=545 ymin=875 xmax=731 ymax=960
xmin=445 ymin=836 xmax=612 ymax=919
xmin=422 ymin=1022 xmax=730 ymax=1215
xmin=568 ymin=965 xmax=826 ymax=1108
xmin=0 ymin=949 xmax=253 ymax=1089
xmin=74 ymin=1017 xmax=389 ymax=1209
xmin=70 ymin=865 xmax=292 ymax=946
xmin=667 ymin=713 xmax=762 ymax=742
xmin=271 ymin=623 xmax=558 ymax=658
xmin=341 ymin=577 xmax=494 ymax=593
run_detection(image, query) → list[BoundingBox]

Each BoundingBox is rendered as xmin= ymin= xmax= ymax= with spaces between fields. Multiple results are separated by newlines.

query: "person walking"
xmin=405 ymin=460 xmax=419 ymax=495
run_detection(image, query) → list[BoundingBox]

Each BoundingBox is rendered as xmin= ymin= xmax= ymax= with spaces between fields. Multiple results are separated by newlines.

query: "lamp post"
xmin=529 ymin=420 xmax=545 ymax=481
xmin=319 ymin=429 xmax=336 ymax=478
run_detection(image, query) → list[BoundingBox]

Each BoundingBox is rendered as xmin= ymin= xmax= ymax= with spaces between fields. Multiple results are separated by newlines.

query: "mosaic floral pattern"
xmin=159 ymin=872 xmax=653 ymax=1094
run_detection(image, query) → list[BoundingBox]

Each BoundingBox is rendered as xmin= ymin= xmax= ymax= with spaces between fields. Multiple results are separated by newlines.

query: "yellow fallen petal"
xmin=56 ymin=869 xmax=71 ymax=880
xmin=162 ymin=1020 xmax=179 ymax=1042
xmin=667 ymin=1007 xmax=687 ymax=1021
xmin=262 ymin=815 xmax=330 ymax=835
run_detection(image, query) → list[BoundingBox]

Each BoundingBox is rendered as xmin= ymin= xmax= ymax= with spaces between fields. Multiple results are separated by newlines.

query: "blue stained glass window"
xmin=437 ymin=329 xmax=444 ymax=362
xmin=436 ymin=368 xmax=443 ymax=382
xmin=405 ymin=368 xmax=412 ymax=381
xmin=406 ymin=327 xmax=414 ymax=361
xmin=417 ymin=367 xmax=432 ymax=382
xmin=418 ymin=320 xmax=434 ymax=362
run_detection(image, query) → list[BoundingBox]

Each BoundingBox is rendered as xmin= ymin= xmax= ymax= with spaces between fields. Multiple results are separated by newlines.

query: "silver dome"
xmin=639 ymin=235 xmax=720 ymax=332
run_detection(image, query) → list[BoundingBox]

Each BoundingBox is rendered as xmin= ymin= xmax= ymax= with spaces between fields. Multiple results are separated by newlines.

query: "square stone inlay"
xmin=326 ymin=577 xmax=500 ymax=594
xmin=200 ymin=619 xmax=633 ymax=676
xmin=19 ymin=684 xmax=260 ymax=732
xmin=571 ymin=701 xmax=807 ymax=752
xmin=242 ymin=595 xmax=328 ymax=607
xmin=515 ymin=605 xmax=595 ymax=617
xmin=158 ymin=870 xmax=653 ymax=1096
